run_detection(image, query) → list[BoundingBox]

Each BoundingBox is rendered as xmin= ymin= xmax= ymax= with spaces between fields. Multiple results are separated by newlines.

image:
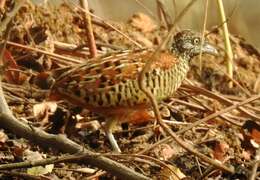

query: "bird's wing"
xmin=51 ymin=49 xmax=179 ymax=107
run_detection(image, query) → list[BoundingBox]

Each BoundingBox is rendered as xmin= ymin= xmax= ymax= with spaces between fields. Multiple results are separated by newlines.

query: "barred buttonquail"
xmin=50 ymin=30 xmax=218 ymax=152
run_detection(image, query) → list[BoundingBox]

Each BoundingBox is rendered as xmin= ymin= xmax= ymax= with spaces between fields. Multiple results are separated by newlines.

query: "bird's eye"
xmin=193 ymin=38 xmax=200 ymax=45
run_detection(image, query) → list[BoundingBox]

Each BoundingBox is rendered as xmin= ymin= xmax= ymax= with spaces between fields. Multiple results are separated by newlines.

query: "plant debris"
xmin=0 ymin=1 xmax=259 ymax=179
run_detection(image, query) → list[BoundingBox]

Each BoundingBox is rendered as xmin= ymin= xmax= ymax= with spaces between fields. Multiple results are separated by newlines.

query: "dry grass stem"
xmin=216 ymin=0 xmax=234 ymax=88
xmin=199 ymin=0 xmax=209 ymax=72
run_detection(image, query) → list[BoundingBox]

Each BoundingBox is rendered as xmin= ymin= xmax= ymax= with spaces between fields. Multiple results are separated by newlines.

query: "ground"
xmin=0 ymin=2 xmax=259 ymax=180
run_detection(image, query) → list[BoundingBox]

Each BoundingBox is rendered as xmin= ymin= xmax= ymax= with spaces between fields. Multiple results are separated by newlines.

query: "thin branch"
xmin=0 ymin=152 xmax=152 ymax=180
xmin=5 ymin=41 xmax=82 ymax=65
xmin=182 ymin=85 xmax=260 ymax=121
xmin=134 ymin=0 xmax=156 ymax=19
xmin=178 ymin=93 xmax=260 ymax=134
xmin=0 ymin=170 xmax=41 ymax=180
xmin=80 ymin=0 xmax=97 ymax=58
xmin=156 ymin=0 xmax=171 ymax=29
xmin=198 ymin=0 xmax=209 ymax=72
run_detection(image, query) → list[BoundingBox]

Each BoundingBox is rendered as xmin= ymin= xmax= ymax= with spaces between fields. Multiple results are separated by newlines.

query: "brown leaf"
xmin=33 ymin=101 xmax=57 ymax=126
xmin=241 ymin=150 xmax=251 ymax=160
xmin=154 ymin=144 xmax=175 ymax=161
xmin=129 ymin=12 xmax=157 ymax=33
xmin=160 ymin=164 xmax=186 ymax=180
xmin=213 ymin=141 xmax=229 ymax=161
xmin=0 ymin=130 xmax=8 ymax=147
xmin=2 ymin=49 xmax=21 ymax=84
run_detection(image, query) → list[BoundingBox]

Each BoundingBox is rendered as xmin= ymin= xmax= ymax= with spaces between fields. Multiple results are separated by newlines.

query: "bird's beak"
xmin=201 ymin=43 xmax=218 ymax=56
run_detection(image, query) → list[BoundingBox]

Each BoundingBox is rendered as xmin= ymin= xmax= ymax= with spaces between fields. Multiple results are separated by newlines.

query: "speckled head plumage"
xmin=170 ymin=30 xmax=218 ymax=60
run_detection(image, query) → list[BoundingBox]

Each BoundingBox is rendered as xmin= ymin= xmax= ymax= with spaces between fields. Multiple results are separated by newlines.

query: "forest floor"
xmin=0 ymin=2 xmax=260 ymax=180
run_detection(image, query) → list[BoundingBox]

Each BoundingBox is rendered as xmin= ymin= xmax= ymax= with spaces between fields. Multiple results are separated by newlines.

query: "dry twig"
xmin=80 ymin=0 xmax=97 ymax=58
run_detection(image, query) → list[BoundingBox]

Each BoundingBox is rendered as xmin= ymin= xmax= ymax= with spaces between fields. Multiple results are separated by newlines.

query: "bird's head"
xmin=170 ymin=30 xmax=218 ymax=60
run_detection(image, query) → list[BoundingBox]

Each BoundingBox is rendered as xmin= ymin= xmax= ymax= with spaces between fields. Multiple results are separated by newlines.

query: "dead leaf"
xmin=75 ymin=167 xmax=96 ymax=174
xmin=129 ymin=12 xmax=157 ymax=33
xmin=160 ymin=164 xmax=186 ymax=180
xmin=213 ymin=141 xmax=229 ymax=161
xmin=23 ymin=150 xmax=54 ymax=175
xmin=23 ymin=149 xmax=43 ymax=161
xmin=33 ymin=101 xmax=57 ymax=126
xmin=154 ymin=144 xmax=175 ymax=161
xmin=131 ymin=32 xmax=153 ymax=48
xmin=1 ymin=49 xmax=24 ymax=84
xmin=0 ymin=130 xmax=8 ymax=145
xmin=27 ymin=164 xmax=54 ymax=176
xmin=241 ymin=150 xmax=251 ymax=160
xmin=76 ymin=120 xmax=101 ymax=131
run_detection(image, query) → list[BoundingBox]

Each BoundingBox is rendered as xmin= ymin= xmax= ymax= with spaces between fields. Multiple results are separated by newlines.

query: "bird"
xmin=49 ymin=30 xmax=218 ymax=152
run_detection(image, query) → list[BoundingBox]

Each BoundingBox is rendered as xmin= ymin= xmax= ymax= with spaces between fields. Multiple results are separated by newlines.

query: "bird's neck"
xmin=170 ymin=44 xmax=192 ymax=62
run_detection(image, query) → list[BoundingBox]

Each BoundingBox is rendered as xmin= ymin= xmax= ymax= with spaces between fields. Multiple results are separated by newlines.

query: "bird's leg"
xmin=104 ymin=118 xmax=121 ymax=153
